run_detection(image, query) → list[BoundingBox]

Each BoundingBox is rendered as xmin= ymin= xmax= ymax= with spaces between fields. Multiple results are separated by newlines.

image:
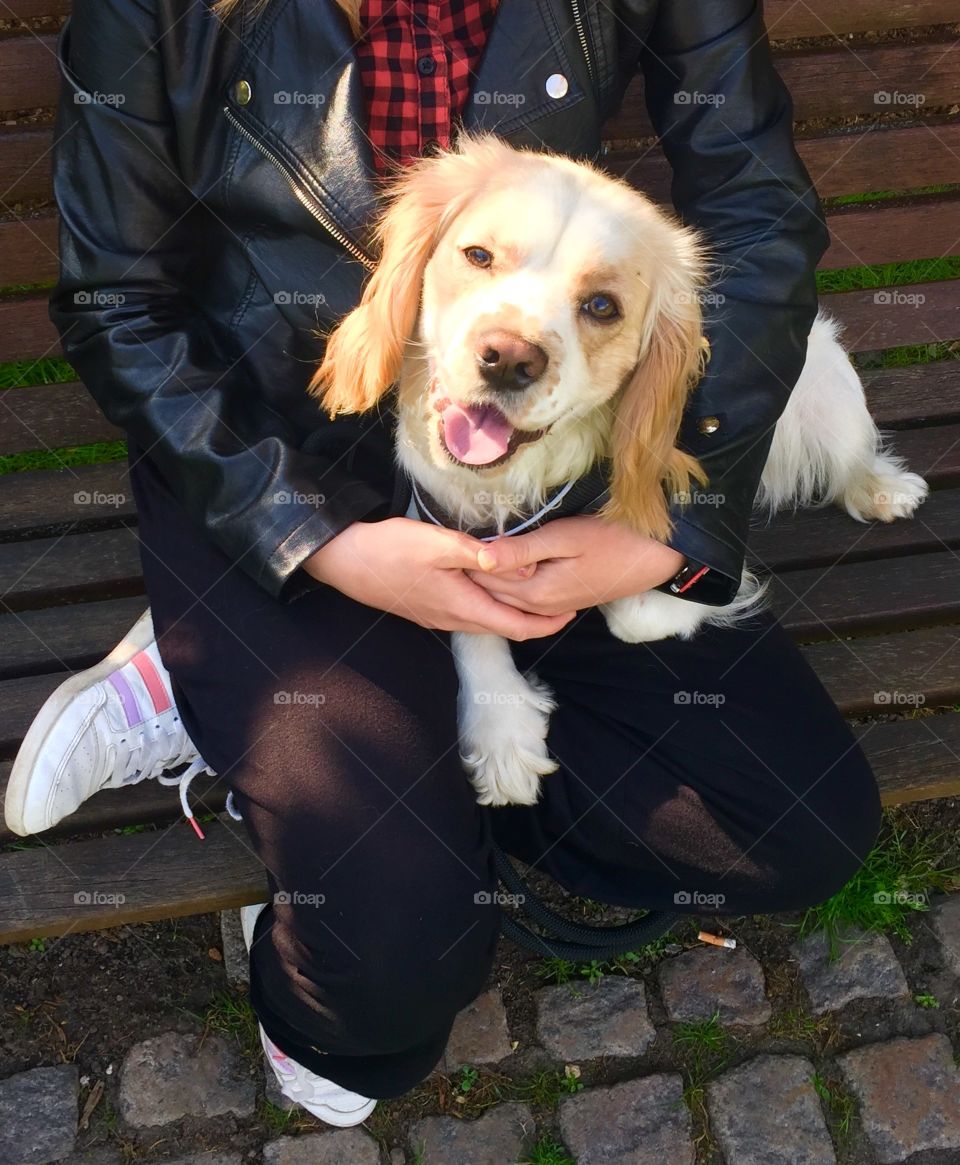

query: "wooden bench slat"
xmin=773 ymin=549 xmax=960 ymax=640
xmin=0 ymin=381 xmax=122 ymax=455
xmin=822 ymin=195 xmax=960 ymax=270
xmin=856 ymin=713 xmax=960 ymax=807
xmin=0 ymin=817 xmax=267 ymax=943
xmin=0 ymin=214 xmax=59 ymax=287
xmin=824 ymin=280 xmax=960 ymax=352
xmin=0 ymin=294 xmax=60 ymax=363
xmin=800 ymin=625 xmax=960 ymax=716
xmin=0 ymin=760 xmax=225 ymax=846
xmin=863 ymin=363 xmax=960 ymax=427
xmin=0 ymin=595 xmax=147 ymax=680
xmin=3 ymin=1 xmax=70 ymax=19
xmin=765 ymin=0 xmax=960 ymax=38
xmin=0 ymin=34 xmax=58 ymax=114
xmin=749 ymin=484 xmax=960 ymax=572
xmin=0 ymin=526 xmax=143 ymax=613
xmin=888 ymin=423 xmax=960 ymax=486
xmin=606 ymin=122 xmax=960 ymax=206
xmin=0 ymin=462 xmax=131 ymax=539
xmin=608 ymin=39 xmax=960 ymax=139
xmin=0 ymin=126 xmax=53 ymax=206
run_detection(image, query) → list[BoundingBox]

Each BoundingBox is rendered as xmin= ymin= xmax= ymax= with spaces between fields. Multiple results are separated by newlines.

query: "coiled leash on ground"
xmin=491 ymin=842 xmax=679 ymax=963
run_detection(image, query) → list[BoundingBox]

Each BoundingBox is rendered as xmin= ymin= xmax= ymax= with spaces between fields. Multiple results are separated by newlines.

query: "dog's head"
xmin=309 ymin=135 xmax=709 ymax=539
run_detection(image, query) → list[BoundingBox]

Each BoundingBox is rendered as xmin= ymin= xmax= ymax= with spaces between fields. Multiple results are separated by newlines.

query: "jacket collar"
xmin=224 ymin=0 xmax=595 ymax=258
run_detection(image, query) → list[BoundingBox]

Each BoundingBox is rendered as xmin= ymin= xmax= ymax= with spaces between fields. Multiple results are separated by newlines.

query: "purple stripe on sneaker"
xmin=108 ymin=670 xmax=142 ymax=728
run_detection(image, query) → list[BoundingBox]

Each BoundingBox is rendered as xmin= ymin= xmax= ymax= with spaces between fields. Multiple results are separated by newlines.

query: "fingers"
xmin=473 ymin=531 xmax=556 ymax=573
xmin=463 ymin=586 xmax=575 ymax=639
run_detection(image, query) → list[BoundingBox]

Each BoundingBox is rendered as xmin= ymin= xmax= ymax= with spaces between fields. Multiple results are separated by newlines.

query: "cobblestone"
xmin=535 ymin=975 xmax=656 ymax=1059
xmin=838 ymin=1033 xmax=960 ymax=1163
xmin=118 ymin=1032 xmax=256 ymax=1127
xmin=659 ymin=946 xmax=771 ymax=1027
xmin=410 ymin=1102 xmax=534 ymax=1164
xmin=792 ymin=925 xmax=909 ymax=1014
xmin=443 ymin=986 xmax=513 ymax=1069
xmin=263 ymin=1131 xmax=380 ymax=1165
xmin=707 ymin=1054 xmax=835 ymax=1165
xmin=931 ymin=893 xmax=960 ymax=977
xmin=559 ymin=1074 xmax=693 ymax=1164
xmin=0 ymin=1064 xmax=78 ymax=1165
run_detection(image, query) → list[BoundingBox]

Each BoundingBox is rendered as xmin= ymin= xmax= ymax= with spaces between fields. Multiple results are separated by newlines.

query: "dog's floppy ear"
xmin=309 ymin=140 xmax=495 ymax=417
xmin=601 ymin=229 xmax=710 ymax=542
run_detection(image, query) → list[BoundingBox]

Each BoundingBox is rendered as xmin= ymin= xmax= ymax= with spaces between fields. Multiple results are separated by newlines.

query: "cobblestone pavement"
xmin=2 ymin=888 xmax=960 ymax=1165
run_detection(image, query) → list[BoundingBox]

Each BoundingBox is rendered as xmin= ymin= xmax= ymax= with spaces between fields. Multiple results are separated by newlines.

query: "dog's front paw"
xmin=460 ymin=673 xmax=558 ymax=806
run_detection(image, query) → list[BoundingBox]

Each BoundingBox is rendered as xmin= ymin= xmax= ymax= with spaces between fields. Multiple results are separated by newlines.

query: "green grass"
xmin=798 ymin=820 xmax=958 ymax=956
xmin=0 ymin=357 xmax=75 ymax=390
xmin=201 ymin=991 xmax=261 ymax=1060
xmin=816 ymin=255 xmax=960 ymax=294
xmin=537 ymin=935 xmax=675 ymax=987
xmin=812 ymin=1073 xmax=856 ymax=1141
xmin=0 ymin=439 xmax=128 ymax=476
xmin=672 ymin=1011 xmax=729 ymax=1085
xmin=823 ymin=183 xmax=960 ymax=208
xmin=914 ymin=992 xmax=941 ymax=1010
xmin=521 ymin=1138 xmax=576 ymax=1165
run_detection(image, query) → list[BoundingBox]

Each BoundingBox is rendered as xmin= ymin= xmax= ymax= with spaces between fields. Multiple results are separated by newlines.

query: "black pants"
xmin=127 ymin=443 xmax=881 ymax=1098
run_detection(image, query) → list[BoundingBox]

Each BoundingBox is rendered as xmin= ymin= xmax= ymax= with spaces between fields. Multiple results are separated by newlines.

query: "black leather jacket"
xmin=49 ymin=0 xmax=829 ymax=606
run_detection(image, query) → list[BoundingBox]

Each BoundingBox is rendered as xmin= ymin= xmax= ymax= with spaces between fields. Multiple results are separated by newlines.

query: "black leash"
xmin=491 ymin=841 xmax=679 ymax=962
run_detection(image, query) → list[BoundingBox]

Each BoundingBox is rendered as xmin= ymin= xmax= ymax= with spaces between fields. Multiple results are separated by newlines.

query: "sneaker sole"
xmin=4 ymin=609 xmax=157 ymax=836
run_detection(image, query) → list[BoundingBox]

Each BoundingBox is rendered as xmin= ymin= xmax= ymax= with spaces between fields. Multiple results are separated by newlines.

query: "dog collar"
xmin=408 ymin=459 xmax=612 ymax=541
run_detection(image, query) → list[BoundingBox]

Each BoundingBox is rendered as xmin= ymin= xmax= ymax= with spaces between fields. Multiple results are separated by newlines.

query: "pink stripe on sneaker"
xmin=108 ymin=671 xmax=142 ymax=728
xmin=131 ymin=650 xmax=172 ymax=715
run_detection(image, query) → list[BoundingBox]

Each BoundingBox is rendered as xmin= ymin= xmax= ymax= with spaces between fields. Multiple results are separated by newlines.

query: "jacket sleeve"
xmin=47 ymin=0 xmax=392 ymax=602
xmin=636 ymin=0 xmax=830 ymax=604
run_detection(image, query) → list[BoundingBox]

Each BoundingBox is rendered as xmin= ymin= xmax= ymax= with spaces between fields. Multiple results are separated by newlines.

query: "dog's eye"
xmin=581 ymin=294 xmax=620 ymax=322
xmin=463 ymin=246 xmax=493 ymax=269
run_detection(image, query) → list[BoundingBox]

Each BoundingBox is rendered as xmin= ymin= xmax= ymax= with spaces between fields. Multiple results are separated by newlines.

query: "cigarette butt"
xmin=698 ymin=930 xmax=736 ymax=949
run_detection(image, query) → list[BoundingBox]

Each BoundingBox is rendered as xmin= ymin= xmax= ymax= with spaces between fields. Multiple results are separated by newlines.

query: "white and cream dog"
xmin=310 ymin=136 xmax=927 ymax=808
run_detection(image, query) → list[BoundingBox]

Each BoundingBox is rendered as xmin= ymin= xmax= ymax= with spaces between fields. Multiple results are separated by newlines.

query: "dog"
xmin=309 ymin=135 xmax=927 ymax=808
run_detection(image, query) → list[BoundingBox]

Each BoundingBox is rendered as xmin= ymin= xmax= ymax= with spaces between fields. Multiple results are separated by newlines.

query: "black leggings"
xmin=128 ymin=443 xmax=881 ymax=1098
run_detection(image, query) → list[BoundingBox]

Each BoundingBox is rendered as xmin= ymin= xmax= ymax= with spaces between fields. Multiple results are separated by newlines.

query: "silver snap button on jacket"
xmin=545 ymin=73 xmax=568 ymax=99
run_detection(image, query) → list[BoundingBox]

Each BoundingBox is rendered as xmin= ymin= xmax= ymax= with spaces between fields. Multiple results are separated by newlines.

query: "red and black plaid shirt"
xmin=357 ymin=1 xmax=499 ymax=174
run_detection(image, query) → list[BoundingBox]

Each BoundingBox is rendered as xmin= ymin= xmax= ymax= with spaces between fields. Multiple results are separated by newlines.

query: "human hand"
xmin=466 ymin=515 xmax=684 ymax=615
xmin=302 ymin=517 xmax=578 ymax=639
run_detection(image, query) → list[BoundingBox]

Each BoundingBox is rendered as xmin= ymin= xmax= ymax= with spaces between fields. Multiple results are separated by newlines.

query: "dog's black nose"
xmin=475 ymin=330 xmax=548 ymax=391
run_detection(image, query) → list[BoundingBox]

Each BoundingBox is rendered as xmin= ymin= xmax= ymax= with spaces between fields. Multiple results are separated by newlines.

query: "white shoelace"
xmin=161 ymin=759 xmax=243 ymax=840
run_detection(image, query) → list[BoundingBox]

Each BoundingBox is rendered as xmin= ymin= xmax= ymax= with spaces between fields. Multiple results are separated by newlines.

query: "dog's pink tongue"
xmin=441 ymin=401 xmax=513 ymax=465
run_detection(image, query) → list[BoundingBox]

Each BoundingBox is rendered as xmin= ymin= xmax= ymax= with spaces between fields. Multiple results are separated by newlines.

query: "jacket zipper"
xmin=569 ymin=0 xmax=594 ymax=82
xmin=223 ymin=104 xmax=377 ymax=271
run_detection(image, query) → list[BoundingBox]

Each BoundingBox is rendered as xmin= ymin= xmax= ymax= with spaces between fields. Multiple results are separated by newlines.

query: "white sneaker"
xmin=4 ymin=609 xmax=213 ymax=836
xmin=239 ymin=903 xmax=377 ymax=1127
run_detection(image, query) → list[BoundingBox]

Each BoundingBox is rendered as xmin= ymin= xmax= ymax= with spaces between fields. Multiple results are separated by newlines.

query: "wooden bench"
xmin=1 ymin=0 xmax=959 ymax=943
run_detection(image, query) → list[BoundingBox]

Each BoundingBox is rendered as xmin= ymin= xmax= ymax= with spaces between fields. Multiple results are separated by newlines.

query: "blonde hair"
xmin=212 ymin=0 xmax=361 ymax=35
